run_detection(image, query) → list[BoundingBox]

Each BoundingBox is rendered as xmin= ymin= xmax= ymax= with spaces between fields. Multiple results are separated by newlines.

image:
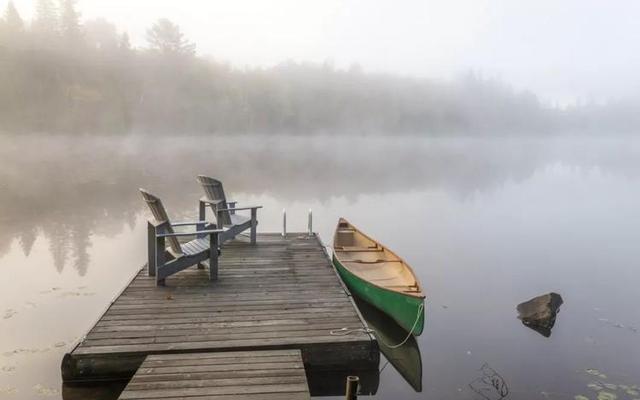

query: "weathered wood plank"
xmin=117 ymin=350 xmax=310 ymax=400
xmin=63 ymin=233 xmax=377 ymax=383
xmin=88 ymin=318 xmax=362 ymax=338
xmin=74 ymin=334 xmax=368 ymax=355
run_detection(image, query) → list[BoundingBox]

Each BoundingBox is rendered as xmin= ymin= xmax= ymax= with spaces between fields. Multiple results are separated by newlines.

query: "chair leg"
xmin=250 ymin=208 xmax=257 ymax=244
xmin=147 ymin=222 xmax=156 ymax=277
xmin=156 ymin=236 xmax=165 ymax=286
xmin=209 ymin=233 xmax=219 ymax=281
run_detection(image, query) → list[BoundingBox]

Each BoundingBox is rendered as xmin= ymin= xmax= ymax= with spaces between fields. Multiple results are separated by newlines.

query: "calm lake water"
xmin=1 ymin=134 xmax=639 ymax=399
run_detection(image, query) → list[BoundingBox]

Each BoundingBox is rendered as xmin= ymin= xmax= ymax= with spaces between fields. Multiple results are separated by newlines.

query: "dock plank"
xmin=117 ymin=350 xmax=310 ymax=400
xmin=62 ymin=233 xmax=377 ymax=382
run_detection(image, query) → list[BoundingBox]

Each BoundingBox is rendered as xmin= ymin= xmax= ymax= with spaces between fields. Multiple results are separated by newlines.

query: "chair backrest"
xmin=139 ymin=189 xmax=183 ymax=255
xmin=196 ymin=175 xmax=232 ymax=226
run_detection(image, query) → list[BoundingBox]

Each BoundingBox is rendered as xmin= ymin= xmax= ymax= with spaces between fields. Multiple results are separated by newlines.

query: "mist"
xmin=3 ymin=3 xmax=640 ymax=398
xmin=1 ymin=0 xmax=639 ymax=135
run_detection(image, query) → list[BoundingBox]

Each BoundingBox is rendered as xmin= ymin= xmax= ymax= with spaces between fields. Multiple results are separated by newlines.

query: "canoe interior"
xmin=333 ymin=219 xmax=424 ymax=298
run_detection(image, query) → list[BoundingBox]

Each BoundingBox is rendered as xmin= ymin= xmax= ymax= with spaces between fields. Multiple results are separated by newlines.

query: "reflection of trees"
xmin=0 ymin=135 xmax=637 ymax=273
xmin=47 ymin=223 xmax=70 ymax=273
xmin=18 ymin=226 xmax=36 ymax=256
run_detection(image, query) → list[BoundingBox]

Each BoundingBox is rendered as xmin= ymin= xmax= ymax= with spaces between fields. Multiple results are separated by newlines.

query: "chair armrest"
xmin=217 ymin=206 xmax=263 ymax=212
xmin=171 ymin=220 xmax=210 ymax=226
xmin=157 ymin=229 xmax=225 ymax=238
xmin=199 ymin=197 xmax=224 ymax=205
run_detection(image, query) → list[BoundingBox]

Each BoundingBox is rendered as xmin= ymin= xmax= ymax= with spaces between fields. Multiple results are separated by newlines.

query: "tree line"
xmin=0 ymin=0 xmax=637 ymax=135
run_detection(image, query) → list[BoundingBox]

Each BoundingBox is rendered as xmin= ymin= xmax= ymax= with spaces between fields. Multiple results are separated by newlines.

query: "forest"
xmin=0 ymin=0 xmax=638 ymax=135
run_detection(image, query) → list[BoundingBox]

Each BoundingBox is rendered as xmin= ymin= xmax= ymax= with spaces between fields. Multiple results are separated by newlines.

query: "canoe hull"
xmin=334 ymin=255 xmax=425 ymax=336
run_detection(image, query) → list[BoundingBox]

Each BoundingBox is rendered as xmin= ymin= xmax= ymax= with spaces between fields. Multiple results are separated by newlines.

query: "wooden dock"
xmin=117 ymin=350 xmax=310 ymax=400
xmin=62 ymin=233 xmax=378 ymax=384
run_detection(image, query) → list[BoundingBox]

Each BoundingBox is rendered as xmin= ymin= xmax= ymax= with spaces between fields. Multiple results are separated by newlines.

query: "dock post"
xmin=282 ymin=209 xmax=287 ymax=237
xmin=308 ymin=209 xmax=313 ymax=236
xmin=345 ymin=375 xmax=359 ymax=399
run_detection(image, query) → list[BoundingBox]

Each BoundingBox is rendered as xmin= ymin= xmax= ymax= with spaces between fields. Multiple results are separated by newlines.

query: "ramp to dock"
xmin=62 ymin=233 xmax=377 ymax=382
xmin=117 ymin=350 xmax=310 ymax=400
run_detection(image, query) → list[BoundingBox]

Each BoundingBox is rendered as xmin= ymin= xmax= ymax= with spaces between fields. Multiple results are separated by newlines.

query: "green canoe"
xmin=333 ymin=218 xmax=425 ymax=336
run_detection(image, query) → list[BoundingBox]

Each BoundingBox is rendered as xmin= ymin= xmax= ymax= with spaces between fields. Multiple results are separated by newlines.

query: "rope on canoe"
xmin=330 ymin=302 xmax=424 ymax=349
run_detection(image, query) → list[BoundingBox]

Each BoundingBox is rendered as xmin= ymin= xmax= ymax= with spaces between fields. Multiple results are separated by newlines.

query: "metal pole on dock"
xmin=345 ymin=375 xmax=359 ymax=399
xmin=308 ymin=209 xmax=313 ymax=236
xmin=282 ymin=209 xmax=287 ymax=237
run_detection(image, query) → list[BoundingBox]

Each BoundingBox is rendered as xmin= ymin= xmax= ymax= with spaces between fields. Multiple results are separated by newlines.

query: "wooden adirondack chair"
xmin=196 ymin=176 xmax=262 ymax=244
xmin=140 ymin=189 xmax=223 ymax=285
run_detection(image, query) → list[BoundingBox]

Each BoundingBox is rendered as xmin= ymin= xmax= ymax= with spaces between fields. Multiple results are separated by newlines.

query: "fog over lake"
xmin=1 ymin=134 xmax=639 ymax=399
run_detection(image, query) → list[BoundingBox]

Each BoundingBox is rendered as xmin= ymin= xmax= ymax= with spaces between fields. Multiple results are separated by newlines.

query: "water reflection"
xmin=2 ymin=134 xmax=638 ymax=276
xmin=354 ymin=295 xmax=423 ymax=392
xmin=2 ymin=134 xmax=640 ymax=399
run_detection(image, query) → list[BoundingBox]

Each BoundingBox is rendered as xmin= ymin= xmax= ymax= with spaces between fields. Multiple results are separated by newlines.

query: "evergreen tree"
xmin=119 ymin=31 xmax=131 ymax=51
xmin=59 ymin=0 xmax=81 ymax=43
xmin=4 ymin=1 xmax=24 ymax=33
xmin=33 ymin=0 xmax=58 ymax=37
xmin=85 ymin=18 xmax=117 ymax=50
xmin=0 ymin=1 xmax=24 ymax=47
xmin=146 ymin=18 xmax=195 ymax=56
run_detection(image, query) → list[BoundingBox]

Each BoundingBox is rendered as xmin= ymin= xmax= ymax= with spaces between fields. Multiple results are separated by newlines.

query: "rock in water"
xmin=517 ymin=293 xmax=564 ymax=337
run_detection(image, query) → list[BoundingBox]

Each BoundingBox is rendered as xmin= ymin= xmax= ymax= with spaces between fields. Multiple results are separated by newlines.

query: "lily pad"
xmin=588 ymin=383 xmax=603 ymax=391
xmin=575 ymin=396 xmax=590 ymax=400
xmin=597 ymin=391 xmax=617 ymax=400
xmin=34 ymin=384 xmax=59 ymax=396
xmin=0 ymin=387 xmax=17 ymax=394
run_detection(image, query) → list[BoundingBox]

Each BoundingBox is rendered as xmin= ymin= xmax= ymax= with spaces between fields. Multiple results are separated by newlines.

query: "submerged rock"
xmin=517 ymin=292 xmax=564 ymax=337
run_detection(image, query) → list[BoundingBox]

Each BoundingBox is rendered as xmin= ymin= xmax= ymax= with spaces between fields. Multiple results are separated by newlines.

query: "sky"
xmin=7 ymin=0 xmax=640 ymax=105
